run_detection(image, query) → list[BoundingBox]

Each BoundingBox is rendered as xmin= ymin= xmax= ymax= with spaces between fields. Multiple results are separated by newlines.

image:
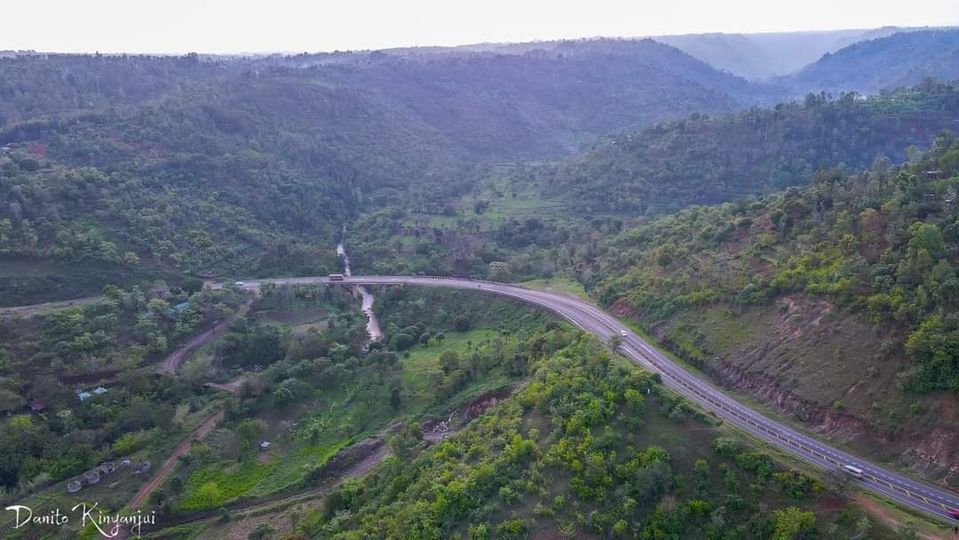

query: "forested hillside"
xmin=786 ymin=28 xmax=959 ymax=94
xmin=588 ymin=136 xmax=959 ymax=483
xmin=0 ymin=44 xmax=772 ymax=305
xmin=544 ymin=83 xmax=959 ymax=215
xmin=0 ymin=54 xmax=239 ymax=125
xmin=339 ymin=118 xmax=959 ymax=485
xmin=0 ymin=73 xmax=446 ymax=301
xmin=300 ymin=338 xmax=896 ymax=539
xmin=301 ymin=39 xmax=770 ymax=158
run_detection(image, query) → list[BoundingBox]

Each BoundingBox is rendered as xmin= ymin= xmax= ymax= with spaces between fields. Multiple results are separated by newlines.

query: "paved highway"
xmin=228 ymin=274 xmax=959 ymax=522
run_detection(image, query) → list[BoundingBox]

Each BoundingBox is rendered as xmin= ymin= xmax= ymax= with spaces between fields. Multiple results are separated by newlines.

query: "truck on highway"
xmin=328 ymin=273 xmax=345 ymax=281
xmin=949 ymin=507 xmax=959 ymax=520
xmin=842 ymin=465 xmax=864 ymax=479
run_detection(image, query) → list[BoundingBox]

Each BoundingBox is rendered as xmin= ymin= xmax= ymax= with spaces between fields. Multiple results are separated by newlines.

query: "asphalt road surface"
xmin=227 ymin=274 xmax=959 ymax=522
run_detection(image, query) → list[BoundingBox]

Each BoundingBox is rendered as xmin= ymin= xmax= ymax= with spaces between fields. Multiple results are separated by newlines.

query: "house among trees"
xmin=68 ymin=461 xmax=118 ymax=493
xmin=77 ymin=387 xmax=108 ymax=402
xmin=27 ymin=399 xmax=45 ymax=413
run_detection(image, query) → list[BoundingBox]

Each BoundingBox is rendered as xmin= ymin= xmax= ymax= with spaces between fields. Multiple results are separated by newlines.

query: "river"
xmin=337 ymin=234 xmax=383 ymax=343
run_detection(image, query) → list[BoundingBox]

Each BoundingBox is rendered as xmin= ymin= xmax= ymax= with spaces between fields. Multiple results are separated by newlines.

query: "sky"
xmin=4 ymin=0 xmax=958 ymax=54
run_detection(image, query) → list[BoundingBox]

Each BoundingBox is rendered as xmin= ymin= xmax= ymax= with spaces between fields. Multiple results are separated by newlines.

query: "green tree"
xmin=196 ymin=481 xmax=223 ymax=509
xmin=771 ymin=507 xmax=815 ymax=540
xmin=439 ymin=351 xmax=460 ymax=374
xmin=693 ymin=458 xmax=710 ymax=492
xmin=236 ymin=418 xmax=267 ymax=451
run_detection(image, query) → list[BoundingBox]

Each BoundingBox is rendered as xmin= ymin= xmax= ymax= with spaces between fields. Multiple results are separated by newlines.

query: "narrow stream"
xmin=337 ymin=230 xmax=383 ymax=342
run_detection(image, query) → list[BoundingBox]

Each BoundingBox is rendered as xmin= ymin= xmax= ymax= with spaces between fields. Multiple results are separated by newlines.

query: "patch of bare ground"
xmin=608 ymin=298 xmax=639 ymax=318
xmin=853 ymin=495 xmax=952 ymax=540
xmin=206 ymin=375 xmax=248 ymax=394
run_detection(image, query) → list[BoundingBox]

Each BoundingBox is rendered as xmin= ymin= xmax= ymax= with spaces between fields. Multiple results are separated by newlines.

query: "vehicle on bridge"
xmin=328 ymin=273 xmax=345 ymax=281
xmin=233 ymin=281 xmax=245 ymax=287
xmin=842 ymin=465 xmax=864 ymax=479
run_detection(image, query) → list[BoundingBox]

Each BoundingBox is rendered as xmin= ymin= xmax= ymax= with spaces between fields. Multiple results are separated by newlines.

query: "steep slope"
xmin=290 ymin=38 xmax=770 ymax=157
xmin=543 ymin=83 xmax=959 ymax=215
xmin=0 ymin=44 xmax=773 ymax=304
xmin=591 ymin=138 xmax=959 ymax=484
xmin=786 ymin=28 xmax=959 ymax=94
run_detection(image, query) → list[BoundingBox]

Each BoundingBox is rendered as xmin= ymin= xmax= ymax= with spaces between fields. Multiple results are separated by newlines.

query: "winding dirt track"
xmin=0 ymin=295 xmax=100 ymax=317
xmin=158 ymin=300 xmax=251 ymax=374
xmin=127 ymin=299 xmax=252 ymax=509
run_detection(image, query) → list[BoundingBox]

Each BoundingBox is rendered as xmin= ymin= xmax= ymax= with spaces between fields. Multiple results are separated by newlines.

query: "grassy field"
xmin=401 ymin=179 xmax=570 ymax=233
xmin=174 ymin=314 xmax=531 ymax=512
xmin=399 ymin=328 xmax=500 ymax=408
xmin=521 ymin=277 xmax=591 ymax=301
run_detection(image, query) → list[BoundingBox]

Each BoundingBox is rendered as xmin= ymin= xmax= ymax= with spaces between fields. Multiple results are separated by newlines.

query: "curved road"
xmin=227 ymin=274 xmax=959 ymax=522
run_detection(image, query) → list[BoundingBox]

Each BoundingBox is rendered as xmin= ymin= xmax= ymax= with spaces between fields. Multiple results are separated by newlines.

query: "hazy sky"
xmin=5 ymin=0 xmax=958 ymax=54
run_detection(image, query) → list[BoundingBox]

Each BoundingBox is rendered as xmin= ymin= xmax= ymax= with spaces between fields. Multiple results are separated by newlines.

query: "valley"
xmin=2 ymin=20 xmax=959 ymax=540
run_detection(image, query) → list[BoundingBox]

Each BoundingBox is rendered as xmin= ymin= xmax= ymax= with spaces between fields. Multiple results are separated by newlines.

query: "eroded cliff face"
xmin=637 ymin=293 xmax=959 ymax=488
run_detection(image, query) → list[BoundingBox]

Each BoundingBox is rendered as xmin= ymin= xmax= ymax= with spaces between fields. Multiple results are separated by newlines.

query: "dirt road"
xmin=158 ymin=300 xmax=251 ymax=374
xmin=0 ymin=295 xmax=100 ymax=317
xmin=206 ymin=375 xmax=248 ymax=394
xmin=128 ymin=410 xmax=225 ymax=509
